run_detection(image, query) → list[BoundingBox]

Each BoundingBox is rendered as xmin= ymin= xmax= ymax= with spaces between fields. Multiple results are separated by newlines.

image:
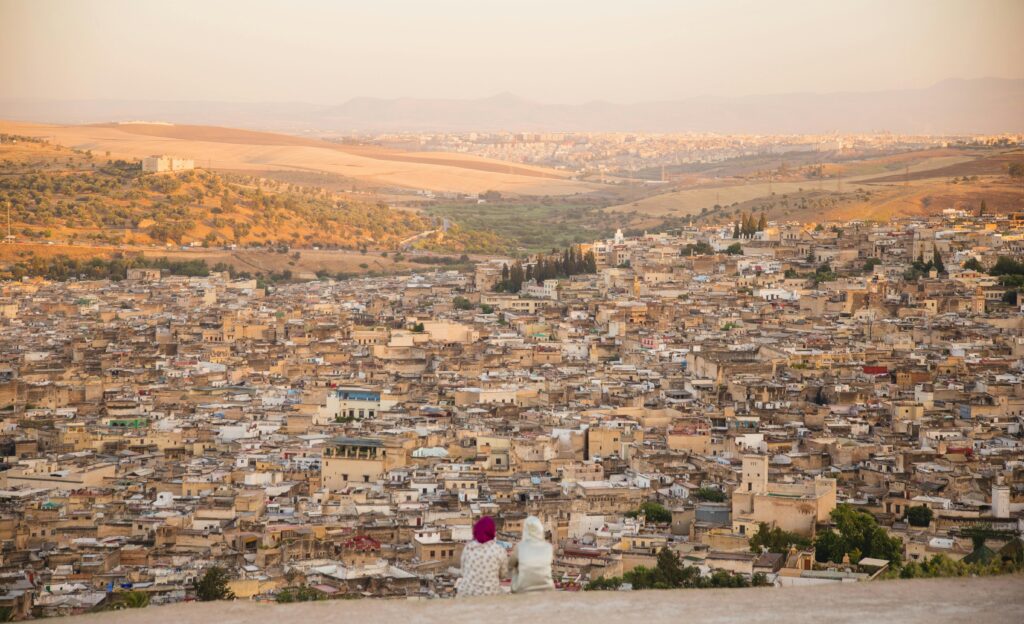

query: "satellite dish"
xmin=581 ymin=533 xmax=596 ymax=545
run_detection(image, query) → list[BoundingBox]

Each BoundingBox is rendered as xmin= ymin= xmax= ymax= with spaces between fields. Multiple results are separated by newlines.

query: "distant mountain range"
xmin=2 ymin=78 xmax=1021 ymax=134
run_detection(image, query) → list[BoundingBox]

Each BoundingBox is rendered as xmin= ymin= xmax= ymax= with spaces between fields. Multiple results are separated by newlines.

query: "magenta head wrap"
xmin=473 ymin=516 xmax=496 ymax=543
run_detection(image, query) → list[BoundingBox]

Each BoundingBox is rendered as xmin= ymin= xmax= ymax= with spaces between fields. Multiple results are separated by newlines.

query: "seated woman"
xmin=456 ymin=516 xmax=508 ymax=597
xmin=509 ymin=515 xmax=555 ymax=593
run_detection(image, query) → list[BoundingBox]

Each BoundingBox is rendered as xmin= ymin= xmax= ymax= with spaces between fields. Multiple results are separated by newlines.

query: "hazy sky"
xmin=2 ymin=0 xmax=1022 ymax=104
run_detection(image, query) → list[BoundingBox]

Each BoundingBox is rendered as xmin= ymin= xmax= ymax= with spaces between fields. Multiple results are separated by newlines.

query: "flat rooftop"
xmin=53 ymin=575 xmax=1024 ymax=624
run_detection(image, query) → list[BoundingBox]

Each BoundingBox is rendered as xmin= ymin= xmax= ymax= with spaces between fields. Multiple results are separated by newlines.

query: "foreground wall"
xmin=51 ymin=575 xmax=1024 ymax=624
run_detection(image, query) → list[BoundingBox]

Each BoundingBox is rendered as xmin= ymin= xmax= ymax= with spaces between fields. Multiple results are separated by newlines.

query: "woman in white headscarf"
xmin=509 ymin=515 xmax=555 ymax=593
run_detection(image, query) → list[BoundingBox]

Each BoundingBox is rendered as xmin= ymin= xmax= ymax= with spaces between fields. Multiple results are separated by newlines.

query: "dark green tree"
xmin=813 ymin=505 xmax=903 ymax=565
xmin=905 ymin=505 xmax=934 ymax=527
xmin=694 ymin=487 xmax=726 ymax=502
xmin=194 ymin=566 xmax=235 ymax=601
xmin=963 ymin=257 xmax=984 ymax=272
xmin=749 ymin=522 xmax=810 ymax=553
xmin=638 ymin=501 xmax=673 ymax=523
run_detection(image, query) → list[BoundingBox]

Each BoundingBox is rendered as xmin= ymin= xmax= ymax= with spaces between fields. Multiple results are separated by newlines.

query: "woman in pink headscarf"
xmin=456 ymin=516 xmax=508 ymax=597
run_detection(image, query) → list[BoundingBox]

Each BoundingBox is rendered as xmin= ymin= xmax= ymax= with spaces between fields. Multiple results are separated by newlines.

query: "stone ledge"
xmin=52 ymin=575 xmax=1024 ymax=624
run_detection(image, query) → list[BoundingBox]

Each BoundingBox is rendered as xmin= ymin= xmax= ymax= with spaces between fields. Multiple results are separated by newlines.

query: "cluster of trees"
xmin=494 ymin=245 xmax=597 ymax=293
xmin=275 ymin=586 xmax=326 ymax=603
xmin=406 ymin=254 xmax=471 ymax=266
xmin=0 ymin=254 xmax=320 ymax=286
xmin=417 ymin=224 xmax=509 ymax=254
xmin=785 ymin=258 xmax=838 ymax=285
xmin=811 ymin=262 xmax=837 ymax=284
xmin=681 ymin=241 xmax=715 ymax=256
xmin=677 ymin=239 xmax=743 ymax=256
xmin=963 ymin=255 xmax=1024 ymax=304
xmin=813 ymin=505 xmax=903 ymax=565
xmin=905 ymin=505 xmax=934 ymax=527
xmin=451 ymin=296 xmax=493 ymax=314
xmin=586 ymin=548 xmax=769 ymax=591
xmin=625 ymin=501 xmax=673 ymax=524
xmin=905 ymin=250 xmax=946 ymax=280
xmin=733 ymin=212 xmax=767 ymax=238
xmin=893 ymin=554 xmax=1019 ymax=579
xmin=989 ymin=256 xmax=1024 ymax=286
xmin=748 ymin=522 xmax=810 ymax=554
xmin=693 ymin=487 xmax=726 ymax=502
xmin=2 ymin=254 xmax=214 ymax=282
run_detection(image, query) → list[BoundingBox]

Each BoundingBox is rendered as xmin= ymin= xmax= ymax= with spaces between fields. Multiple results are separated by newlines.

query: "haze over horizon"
xmin=2 ymin=0 xmax=1023 ymax=106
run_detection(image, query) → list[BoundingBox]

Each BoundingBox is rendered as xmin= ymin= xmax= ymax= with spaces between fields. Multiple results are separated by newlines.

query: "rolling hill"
xmin=608 ymin=147 xmax=1024 ymax=228
xmin=0 ymin=134 xmax=506 ymax=254
xmin=0 ymin=120 xmax=591 ymax=196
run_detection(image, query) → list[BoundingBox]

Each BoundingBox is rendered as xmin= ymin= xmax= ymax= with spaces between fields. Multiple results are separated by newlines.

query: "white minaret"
xmin=992 ymin=479 xmax=1010 ymax=518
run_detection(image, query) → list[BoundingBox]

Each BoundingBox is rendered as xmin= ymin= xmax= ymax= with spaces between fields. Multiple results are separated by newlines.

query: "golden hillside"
xmin=0 ymin=135 xmax=451 ymax=250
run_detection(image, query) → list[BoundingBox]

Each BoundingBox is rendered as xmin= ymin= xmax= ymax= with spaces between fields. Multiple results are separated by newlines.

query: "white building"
xmin=142 ymin=155 xmax=195 ymax=173
xmin=314 ymin=387 xmax=382 ymax=424
xmin=754 ymin=287 xmax=800 ymax=302
xmin=522 ymin=279 xmax=559 ymax=300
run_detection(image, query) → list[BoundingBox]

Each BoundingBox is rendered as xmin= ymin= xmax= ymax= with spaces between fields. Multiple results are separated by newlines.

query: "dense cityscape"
xmin=1 ymin=212 xmax=1023 ymax=617
xmin=3 ymin=0 xmax=1024 ymax=622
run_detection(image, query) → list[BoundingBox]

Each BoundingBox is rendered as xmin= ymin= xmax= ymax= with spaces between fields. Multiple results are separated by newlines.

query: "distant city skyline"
xmin=1 ymin=0 xmax=1023 ymax=105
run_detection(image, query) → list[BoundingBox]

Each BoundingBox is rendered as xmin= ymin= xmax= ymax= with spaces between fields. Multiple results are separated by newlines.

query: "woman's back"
xmin=511 ymin=540 xmax=554 ymax=593
xmin=511 ymin=517 xmax=554 ymax=593
xmin=457 ymin=540 xmax=507 ymax=597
